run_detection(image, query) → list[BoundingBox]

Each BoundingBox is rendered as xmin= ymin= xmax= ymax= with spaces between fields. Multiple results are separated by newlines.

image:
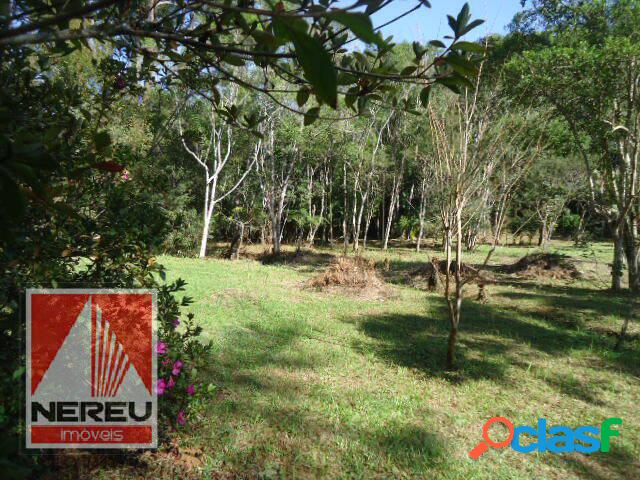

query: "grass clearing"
xmin=100 ymin=241 xmax=639 ymax=479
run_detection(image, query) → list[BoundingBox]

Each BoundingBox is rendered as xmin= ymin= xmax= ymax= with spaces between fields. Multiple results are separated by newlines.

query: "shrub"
xmin=156 ymin=280 xmax=212 ymax=436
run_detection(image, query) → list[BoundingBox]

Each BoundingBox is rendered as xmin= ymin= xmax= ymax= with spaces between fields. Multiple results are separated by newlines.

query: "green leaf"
xmin=328 ymin=12 xmax=383 ymax=46
xmin=412 ymin=41 xmax=425 ymax=59
xmin=223 ymin=55 xmax=246 ymax=66
xmin=454 ymin=41 xmax=485 ymax=53
xmin=445 ymin=54 xmax=479 ymax=77
xmin=297 ymin=88 xmax=310 ymax=107
xmin=274 ymin=18 xmax=338 ymax=108
xmin=337 ymin=72 xmax=357 ymax=85
xmin=0 ymin=172 xmax=26 ymax=221
xmin=419 ymin=86 xmax=431 ymax=107
xmin=93 ymin=131 xmax=111 ymax=153
xmin=12 ymin=366 xmax=25 ymax=381
xmin=429 ymin=40 xmax=446 ymax=49
xmin=437 ymin=74 xmax=474 ymax=93
xmin=304 ymin=107 xmax=320 ymax=126
xmin=401 ymin=65 xmax=418 ymax=76
xmin=456 ymin=3 xmax=471 ymax=31
xmin=447 ymin=15 xmax=458 ymax=36
xmin=459 ymin=19 xmax=485 ymax=37
xmin=251 ymin=30 xmax=278 ymax=48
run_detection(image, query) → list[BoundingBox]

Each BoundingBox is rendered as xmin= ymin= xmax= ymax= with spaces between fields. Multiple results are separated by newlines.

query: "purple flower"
xmin=172 ymin=317 xmax=181 ymax=329
xmin=172 ymin=360 xmax=183 ymax=376
xmin=121 ymin=169 xmax=130 ymax=181
xmin=177 ymin=411 xmax=186 ymax=426
xmin=162 ymin=358 xmax=171 ymax=366
xmin=168 ymin=376 xmax=175 ymax=389
xmin=156 ymin=378 xmax=167 ymax=396
xmin=156 ymin=342 xmax=167 ymax=355
xmin=187 ymin=384 xmax=195 ymax=396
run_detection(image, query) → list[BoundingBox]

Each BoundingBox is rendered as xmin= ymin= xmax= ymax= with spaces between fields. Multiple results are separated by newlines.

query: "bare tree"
xmin=255 ymin=105 xmax=299 ymax=255
xmin=382 ymin=119 xmax=406 ymax=251
xmin=179 ymin=88 xmax=257 ymax=258
xmin=482 ymin=113 xmax=543 ymax=264
xmin=416 ymin=144 xmax=436 ymax=252
xmin=429 ymin=68 xmax=497 ymax=369
xmin=347 ymin=110 xmax=391 ymax=251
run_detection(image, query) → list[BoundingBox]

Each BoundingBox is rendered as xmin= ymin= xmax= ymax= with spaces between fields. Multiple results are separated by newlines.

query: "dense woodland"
xmin=2 ymin=1 xmax=640 ymax=477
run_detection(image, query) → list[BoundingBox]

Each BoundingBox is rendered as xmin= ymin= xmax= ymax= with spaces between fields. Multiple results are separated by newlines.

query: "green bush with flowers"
xmin=156 ymin=280 xmax=212 ymax=436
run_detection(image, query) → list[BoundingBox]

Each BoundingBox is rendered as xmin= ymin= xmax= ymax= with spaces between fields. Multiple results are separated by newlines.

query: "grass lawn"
xmin=105 ymin=240 xmax=639 ymax=479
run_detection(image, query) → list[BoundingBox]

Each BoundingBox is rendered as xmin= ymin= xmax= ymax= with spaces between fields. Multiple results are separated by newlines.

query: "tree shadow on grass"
xmin=493 ymin=284 xmax=640 ymax=378
xmin=496 ymin=282 xmax=631 ymax=323
xmin=348 ymin=309 xmax=510 ymax=382
xmin=542 ymin=371 xmax=609 ymax=407
xmin=257 ymin=249 xmax=335 ymax=274
xmin=348 ymin=288 xmax=640 ymax=384
xmin=191 ymin=321 xmax=450 ymax=477
xmin=557 ymin=446 xmax=640 ymax=480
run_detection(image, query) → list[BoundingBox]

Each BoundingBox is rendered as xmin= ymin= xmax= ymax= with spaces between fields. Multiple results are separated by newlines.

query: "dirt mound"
xmin=308 ymin=256 xmax=383 ymax=289
xmin=506 ymin=253 xmax=581 ymax=280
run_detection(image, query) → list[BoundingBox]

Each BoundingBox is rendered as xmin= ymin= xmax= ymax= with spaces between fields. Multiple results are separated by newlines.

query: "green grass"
xmin=109 ymin=241 xmax=640 ymax=479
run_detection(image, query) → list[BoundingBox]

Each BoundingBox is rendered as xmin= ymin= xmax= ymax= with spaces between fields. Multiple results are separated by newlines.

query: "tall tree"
xmin=506 ymin=1 xmax=640 ymax=290
xmin=179 ymin=89 xmax=258 ymax=258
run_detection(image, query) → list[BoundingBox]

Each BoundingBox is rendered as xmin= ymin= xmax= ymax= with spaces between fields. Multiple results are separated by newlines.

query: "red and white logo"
xmin=26 ymin=289 xmax=157 ymax=449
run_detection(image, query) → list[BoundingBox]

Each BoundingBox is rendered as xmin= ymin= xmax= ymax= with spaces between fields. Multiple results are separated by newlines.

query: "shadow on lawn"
xmin=196 ymin=321 xmax=449 ymax=476
xmin=257 ymin=249 xmax=336 ymax=274
xmin=559 ymin=447 xmax=640 ymax=480
xmin=350 ymin=284 xmax=640 ymax=383
xmin=495 ymin=283 xmax=640 ymax=376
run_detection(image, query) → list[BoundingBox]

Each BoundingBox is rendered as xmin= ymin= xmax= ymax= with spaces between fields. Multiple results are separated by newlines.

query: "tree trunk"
xmin=416 ymin=222 xmax=425 ymax=252
xmin=383 ymin=174 xmax=400 ymax=250
xmin=272 ymin=215 xmax=281 ymax=255
xmin=342 ymin=161 xmax=349 ymax=253
xmin=446 ymin=326 xmax=458 ymax=370
xmin=615 ymin=316 xmax=630 ymax=351
xmin=416 ymin=181 xmax=426 ymax=252
xmin=623 ymin=219 xmax=640 ymax=292
xmin=537 ymin=221 xmax=545 ymax=248
xmin=199 ymin=216 xmax=211 ymax=258
xmin=199 ymin=182 xmax=216 ymax=258
xmin=328 ymin=169 xmax=334 ymax=244
xmin=228 ymin=222 xmax=244 ymax=260
xmin=612 ymin=225 xmax=624 ymax=292
xmin=363 ymin=208 xmax=374 ymax=249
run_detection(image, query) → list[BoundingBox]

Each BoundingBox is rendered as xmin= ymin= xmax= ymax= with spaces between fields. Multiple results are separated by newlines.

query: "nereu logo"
xmin=26 ymin=289 xmax=157 ymax=449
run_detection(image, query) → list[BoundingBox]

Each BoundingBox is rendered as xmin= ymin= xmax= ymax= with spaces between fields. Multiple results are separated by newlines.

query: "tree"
xmin=506 ymin=0 xmax=640 ymax=291
xmin=1 ymin=1 xmax=485 ymax=226
xmin=178 ymin=89 xmax=258 ymax=258
xmin=255 ymin=104 xmax=301 ymax=255
xmin=428 ymin=71 xmax=495 ymax=369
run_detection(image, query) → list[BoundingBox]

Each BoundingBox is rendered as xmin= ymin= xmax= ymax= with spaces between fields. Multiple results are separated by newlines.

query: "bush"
xmin=0 ymin=177 xmax=210 ymax=477
xmin=163 ymin=208 xmax=201 ymax=257
xmin=558 ymin=209 xmax=581 ymax=237
xmin=156 ymin=280 xmax=212 ymax=435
